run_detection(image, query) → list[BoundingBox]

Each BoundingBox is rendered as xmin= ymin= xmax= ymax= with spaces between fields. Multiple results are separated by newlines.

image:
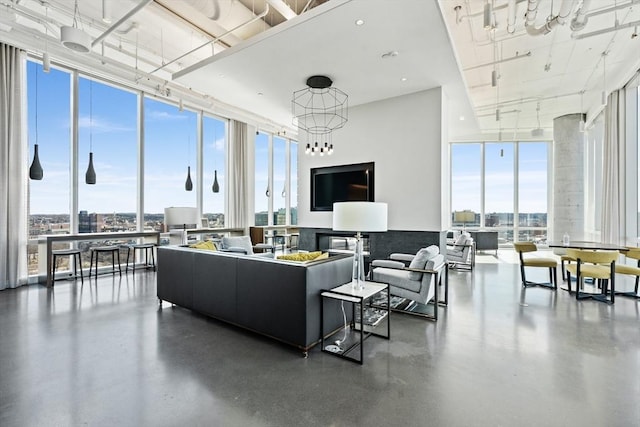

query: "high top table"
xmin=38 ymin=231 xmax=161 ymax=287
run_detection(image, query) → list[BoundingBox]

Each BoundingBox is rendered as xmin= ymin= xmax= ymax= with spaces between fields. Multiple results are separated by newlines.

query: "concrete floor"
xmin=1 ymin=258 xmax=640 ymax=427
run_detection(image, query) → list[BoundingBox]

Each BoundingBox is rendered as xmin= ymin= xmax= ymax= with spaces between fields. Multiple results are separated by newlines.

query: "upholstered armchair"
xmin=369 ymin=245 xmax=448 ymax=321
xmin=446 ymin=232 xmax=475 ymax=271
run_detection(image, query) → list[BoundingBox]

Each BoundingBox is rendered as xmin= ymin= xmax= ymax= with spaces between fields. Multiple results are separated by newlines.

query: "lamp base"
xmin=352 ymin=232 xmax=365 ymax=290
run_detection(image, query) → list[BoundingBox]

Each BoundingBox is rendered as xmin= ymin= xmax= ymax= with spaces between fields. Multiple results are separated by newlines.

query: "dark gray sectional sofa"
xmin=157 ymin=246 xmax=353 ymax=355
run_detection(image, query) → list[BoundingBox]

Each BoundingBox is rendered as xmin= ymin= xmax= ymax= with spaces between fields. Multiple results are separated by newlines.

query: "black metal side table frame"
xmin=320 ymin=281 xmax=390 ymax=365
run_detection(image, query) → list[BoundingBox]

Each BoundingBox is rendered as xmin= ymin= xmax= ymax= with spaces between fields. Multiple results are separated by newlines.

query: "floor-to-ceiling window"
xmin=144 ymin=98 xmax=197 ymax=231
xmin=518 ymin=142 xmax=548 ymax=242
xmin=254 ymin=132 xmax=298 ymax=226
xmin=77 ymin=76 xmax=137 ymax=233
xmin=451 ymin=143 xmax=481 ymax=228
xmin=254 ymin=132 xmax=270 ymax=226
xmin=27 ymin=62 xmax=71 ymax=275
xmin=202 ymin=115 xmax=227 ymax=227
xmin=451 ymin=141 xmax=550 ymax=245
xmin=273 ymin=136 xmax=287 ymax=225
xmin=290 ymin=142 xmax=298 ymax=225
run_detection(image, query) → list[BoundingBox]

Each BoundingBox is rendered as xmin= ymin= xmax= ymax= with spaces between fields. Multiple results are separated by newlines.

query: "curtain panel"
xmin=601 ymin=89 xmax=626 ymax=245
xmin=226 ymin=120 xmax=248 ymax=228
xmin=0 ymin=43 xmax=28 ymax=290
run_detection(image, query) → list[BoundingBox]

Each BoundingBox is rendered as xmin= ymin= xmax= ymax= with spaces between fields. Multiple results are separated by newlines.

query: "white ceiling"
xmin=1 ymin=0 xmax=639 ymax=141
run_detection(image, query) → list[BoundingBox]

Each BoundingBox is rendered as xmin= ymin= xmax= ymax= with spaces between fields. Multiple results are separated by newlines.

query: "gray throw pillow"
xmin=408 ymin=245 xmax=439 ymax=280
xmin=221 ymin=236 xmax=254 ymax=255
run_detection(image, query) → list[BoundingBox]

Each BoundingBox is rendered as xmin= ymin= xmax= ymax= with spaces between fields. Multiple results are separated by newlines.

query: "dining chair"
xmin=565 ymin=249 xmax=618 ymax=304
xmin=613 ymin=247 xmax=640 ymax=299
xmin=513 ymin=242 xmax=558 ymax=290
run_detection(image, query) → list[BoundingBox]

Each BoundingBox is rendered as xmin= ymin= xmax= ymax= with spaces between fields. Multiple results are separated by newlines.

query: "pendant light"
xmin=211 ymin=126 xmax=219 ymax=193
xmin=185 ymin=135 xmax=193 ymax=191
xmin=29 ymin=65 xmax=43 ymax=180
xmin=85 ymin=80 xmax=96 ymax=184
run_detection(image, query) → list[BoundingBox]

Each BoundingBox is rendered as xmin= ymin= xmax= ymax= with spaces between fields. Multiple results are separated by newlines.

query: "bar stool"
xmin=51 ymin=248 xmax=83 ymax=283
xmin=122 ymin=243 xmax=156 ymax=272
xmin=89 ymin=246 xmax=121 ymax=278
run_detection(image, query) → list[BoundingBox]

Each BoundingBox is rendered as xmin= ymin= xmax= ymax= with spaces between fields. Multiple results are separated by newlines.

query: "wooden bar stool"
xmin=51 ymin=248 xmax=83 ymax=283
xmin=123 ymin=243 xmax=157 ymax=272
xmin=89 ymin=246 xmax=121 ymax=278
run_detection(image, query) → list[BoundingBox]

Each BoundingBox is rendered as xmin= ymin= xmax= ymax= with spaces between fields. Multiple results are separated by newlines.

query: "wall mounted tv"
xmin=311 ymin=162 xmax=375 ymax=211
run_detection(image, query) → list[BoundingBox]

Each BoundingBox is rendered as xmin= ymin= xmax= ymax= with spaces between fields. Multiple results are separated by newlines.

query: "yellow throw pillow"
xmin=277 ymin=251 xmax=325 ymax=262
xmin=189 ymin=240 xmax=217 ymax=251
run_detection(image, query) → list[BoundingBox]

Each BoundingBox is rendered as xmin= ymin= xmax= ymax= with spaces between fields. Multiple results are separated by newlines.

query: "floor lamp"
xmin=333 ymin=202 xmax=388 ymax=290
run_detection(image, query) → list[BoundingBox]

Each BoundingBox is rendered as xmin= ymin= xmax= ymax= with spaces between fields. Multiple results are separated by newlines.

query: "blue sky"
xmin=451 ymin=141 xmax=548 ymax=214
xmin=28 ymin=61 xmax=226 ymax=215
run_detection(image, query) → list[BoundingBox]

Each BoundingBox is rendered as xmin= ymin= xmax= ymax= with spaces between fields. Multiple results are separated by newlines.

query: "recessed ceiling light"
xmin=258 ymin=92 xmax=263 ymax=96
xmin=459 ymin=115 xmax=465 ymax=121
xmin=401 ymin=77 xmax=407 ymax=82
xmin=355 ymin=19 xmax=364 ymax=26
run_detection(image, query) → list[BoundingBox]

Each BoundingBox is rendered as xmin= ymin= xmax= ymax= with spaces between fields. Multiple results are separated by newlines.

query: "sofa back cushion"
xmin=408 ymin=245 xmax=440 ymax=280
xmin=221 ymin=236 xmax=254 ymax=255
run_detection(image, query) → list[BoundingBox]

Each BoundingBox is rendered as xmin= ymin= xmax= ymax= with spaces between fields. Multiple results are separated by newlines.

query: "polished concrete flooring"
xmin=1 ymin=256 xmax=640 ymax=426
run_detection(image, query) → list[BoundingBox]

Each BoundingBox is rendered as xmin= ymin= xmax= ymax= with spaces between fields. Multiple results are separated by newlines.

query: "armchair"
xmin=446 ymin=233 xmax=475 ymax=271
xmin=369 ymin=245 xmax=448 ymax=321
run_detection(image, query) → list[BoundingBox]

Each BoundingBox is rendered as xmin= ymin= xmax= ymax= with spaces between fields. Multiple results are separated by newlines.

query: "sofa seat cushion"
xmin=372 ymin=267 xmax=421 ymax=293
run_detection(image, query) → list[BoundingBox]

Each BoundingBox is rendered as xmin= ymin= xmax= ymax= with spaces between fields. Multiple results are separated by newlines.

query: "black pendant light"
xmin=212 ymin=170 xmax=219 ymax=193
xmin=185 ymin=166 xmax=193 ymax=191
xmin=29 ymin=65 xmax=43 ymax=180
xmin=211 ymin=128 xmax=219 ymax=193
xmin=85 ymin=80 xmax=96 ymax=184
xmin=185 ymin=133 xmax=193 ymax=191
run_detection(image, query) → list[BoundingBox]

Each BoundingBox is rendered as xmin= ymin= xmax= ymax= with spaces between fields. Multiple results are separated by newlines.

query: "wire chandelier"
xmin=292 ymin=75 xmax=348 ymax=155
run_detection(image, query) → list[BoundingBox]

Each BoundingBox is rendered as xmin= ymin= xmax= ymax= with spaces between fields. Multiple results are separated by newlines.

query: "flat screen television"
xmin=311 ymin=162 xmax=374 ymax=211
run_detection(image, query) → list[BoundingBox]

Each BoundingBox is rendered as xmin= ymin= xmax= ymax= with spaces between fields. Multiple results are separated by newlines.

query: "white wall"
xmin=298 ymin=88 xmax=447 ymax=231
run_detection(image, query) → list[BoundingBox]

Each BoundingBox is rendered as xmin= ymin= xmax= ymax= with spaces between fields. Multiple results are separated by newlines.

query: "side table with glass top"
xmin=320 ymin=280 xmax=390 ymax=365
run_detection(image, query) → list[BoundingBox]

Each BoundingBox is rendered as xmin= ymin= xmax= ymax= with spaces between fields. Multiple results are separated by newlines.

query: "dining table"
xmin=547 ymin=240 xmax=631 ymax=303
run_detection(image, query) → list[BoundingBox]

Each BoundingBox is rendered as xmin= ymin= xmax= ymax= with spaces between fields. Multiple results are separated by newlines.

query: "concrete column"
xmin=553 ymin=113 xmax=585 ymax=243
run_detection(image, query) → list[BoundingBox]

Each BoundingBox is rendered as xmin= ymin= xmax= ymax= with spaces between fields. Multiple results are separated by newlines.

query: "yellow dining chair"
xmin=513 ymin=242 xmax=558 ymax=290
xmin=565 ymin=249 xmax=618 ymax=304
xmin=613 ymin=247 xmax=640 ymax=299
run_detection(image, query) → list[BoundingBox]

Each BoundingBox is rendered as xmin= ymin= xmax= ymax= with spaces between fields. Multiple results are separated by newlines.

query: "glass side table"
xmin=320 ymin=280 xmax=390 ymax=365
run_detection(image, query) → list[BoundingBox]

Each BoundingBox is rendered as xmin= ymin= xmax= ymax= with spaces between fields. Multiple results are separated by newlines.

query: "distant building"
xmin=78 ymin=210 xmax=100 ymax=233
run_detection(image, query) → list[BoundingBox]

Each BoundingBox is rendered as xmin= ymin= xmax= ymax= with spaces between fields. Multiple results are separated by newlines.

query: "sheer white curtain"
xmin=226 ymin=120 xmax=248 ymax=228
xmin=0 ymin=43 xmax=28 ymax=290
xmin=601 ymin=88 xmax=626 ymax=245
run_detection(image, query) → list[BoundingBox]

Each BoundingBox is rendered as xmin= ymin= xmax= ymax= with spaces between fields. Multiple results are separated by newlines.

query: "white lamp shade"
xmin=332 ymin=202 xmax=388 ymax=232
xmin=60 ymin=26 xmax=91 ymax=53
xmin=164 ymin=207 xmax=199 ymax=228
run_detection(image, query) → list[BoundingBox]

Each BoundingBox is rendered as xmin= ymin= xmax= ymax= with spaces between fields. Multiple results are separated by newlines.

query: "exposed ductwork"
xmin=570 ymin=0 xmax=592 ymax=31
xmin=525 ymin=0 xmax=577 ymax=36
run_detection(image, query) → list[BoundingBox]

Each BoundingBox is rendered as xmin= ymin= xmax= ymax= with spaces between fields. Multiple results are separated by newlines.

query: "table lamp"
xmin=454 ymin=210 xmax=475 ymax=230
xmin=164 ymin=207 xmax=199 ymax=244
xmin=333 ymin=202 xmax=388 ymax=290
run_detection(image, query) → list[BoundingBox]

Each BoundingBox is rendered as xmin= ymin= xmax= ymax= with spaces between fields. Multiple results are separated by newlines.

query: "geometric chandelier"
xmin=292 ymin=75 xmax=348 ymax=156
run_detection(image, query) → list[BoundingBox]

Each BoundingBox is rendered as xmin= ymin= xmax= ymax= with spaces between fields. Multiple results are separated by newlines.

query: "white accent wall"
xmin=297 ymin=87 xmax=447 ymax=231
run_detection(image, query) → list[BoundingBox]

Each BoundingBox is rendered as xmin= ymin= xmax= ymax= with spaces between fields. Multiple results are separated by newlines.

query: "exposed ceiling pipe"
xmin=525 ymin=0 xmax=577 ymax=36
xmin=506 ymin=0 xmax=517 ymax=33
xmin=570 ymin=0 xmax=592 ymax=31
xmin=152 ymin=4 xmax=270 ymax=74
xmin=572 ymin=18 xmax=640 ymax=39
xmin=92 ymin=0 xmax=153 ymax=47
xmin=456 ymin=2 xmax=508 ymax=22
xmin=463 ymin=51 xmax=531 ymax=71
xmin=266 ymin=0 xmax=297 ymax=20
xmin=585 ymin=0 xmax=640 ymax=19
